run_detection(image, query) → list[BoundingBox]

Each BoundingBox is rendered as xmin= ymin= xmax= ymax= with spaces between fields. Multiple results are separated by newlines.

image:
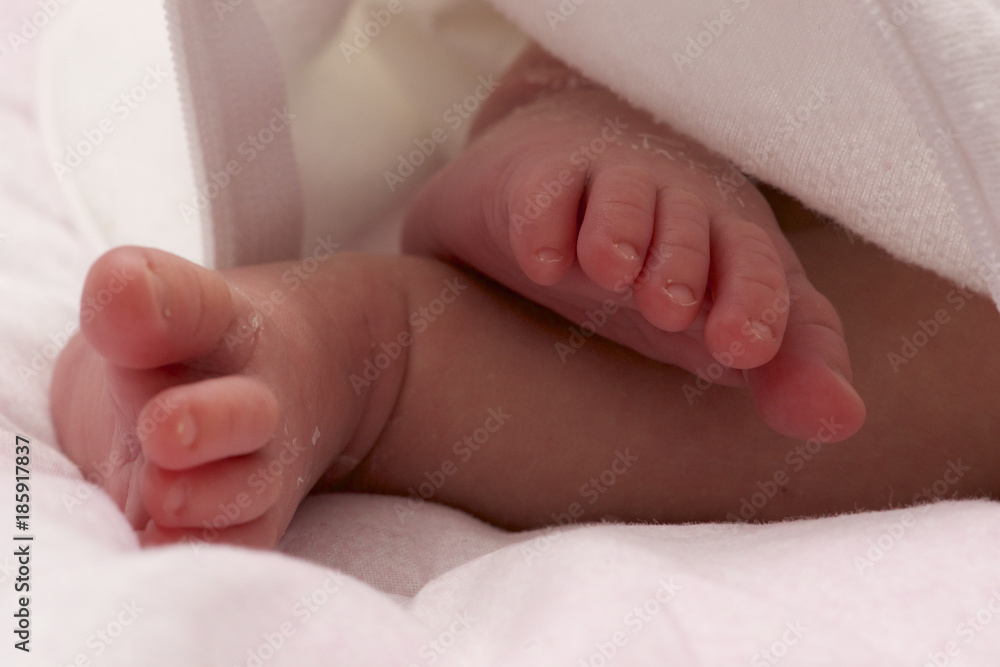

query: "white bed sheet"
xmin=3 ymin=1 xmax=1000 ymax=666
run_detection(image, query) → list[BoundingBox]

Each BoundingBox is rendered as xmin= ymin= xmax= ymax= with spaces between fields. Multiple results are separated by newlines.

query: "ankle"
xmin=289 ymin=254 xmax=418 ymax=485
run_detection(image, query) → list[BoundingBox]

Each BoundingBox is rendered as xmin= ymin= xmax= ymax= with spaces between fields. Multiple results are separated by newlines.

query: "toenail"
xmin=176 ymin=412 xmax=196 ymax=448
xmin=147 ymin=264 xmax=171 ymax=319
xmin=828 ymin=365 xmax=853 ymax=388
xmin=664 ymin=282 xmax=697 ymax=307
xmin=162 ymin=481 xmax=189 ymax=516
xmin=743 ymin=319 xmax=776 ymax=342
xmin=534 ymin=248 xmax=564 ymax=263
xmin=613 ymin=241 xmax=640 ymax=262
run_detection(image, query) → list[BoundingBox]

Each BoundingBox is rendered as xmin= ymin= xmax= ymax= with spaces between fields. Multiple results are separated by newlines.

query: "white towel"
xmin=161 ymin=0 xmax=1000 ymax=308
xmin=40 ymin=0 xmax=1000 ymax=301
xmin=488 ymin=0 xmax=1000 ymax=303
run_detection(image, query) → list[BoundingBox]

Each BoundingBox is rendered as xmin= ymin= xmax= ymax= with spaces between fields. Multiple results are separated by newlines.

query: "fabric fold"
xmin=854 ymin=0 xmax=1000 ymax=304
xmin=163 ymin=0 xmax=304 ymax=269
xmin=485 ymin=0 xmax=1000 ymax=305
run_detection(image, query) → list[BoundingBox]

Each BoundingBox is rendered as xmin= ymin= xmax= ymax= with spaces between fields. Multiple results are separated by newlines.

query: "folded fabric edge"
xmin=853 ymin=0 xmax=1000 ymax=309
xmin=162 ymin=0 xmax=304 ymax=269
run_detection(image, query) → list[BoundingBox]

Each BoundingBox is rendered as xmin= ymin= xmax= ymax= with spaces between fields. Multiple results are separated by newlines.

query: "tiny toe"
xmin=505 ymin=159 xmax=583 ymax=286
xmin=138 ymin=376 xmax=280 ymax=470
xmin=140 ymin=512 xmax=286 ymax=550
xmin=140 ymin=453 xmax=283 ymax=529
xmin=704 ymin=214 xmax=789 ymax=368
xmin=634 ymin=188 xmax=711 ymax=331
xmin=745 ymin=328 xmax=866 ymax=442
xmin=81 ymin=246 xmax=243 ymax=369
xmin=576 ymin=165 xmax=656 ymax=291
xmin=745 ymin=274 xmax=866 ymax=441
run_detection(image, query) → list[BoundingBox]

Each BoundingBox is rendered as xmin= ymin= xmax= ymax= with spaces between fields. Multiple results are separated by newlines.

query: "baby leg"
xmin=53 ymin=211 xmax=999 ymax=545
xmin=403 ymin=43 xmax=864 ymax=443
xmin=348 ymin=213 xmax=1000 ymax=527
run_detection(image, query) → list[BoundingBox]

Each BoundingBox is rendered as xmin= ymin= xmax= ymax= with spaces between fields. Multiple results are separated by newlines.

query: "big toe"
xmin=744 ymin=278 xmax=865 ymax=442
xmin=81 ymin=246 xmax=247 ymax=369
xmin=703 ymin=214 xmax=789 ymax=369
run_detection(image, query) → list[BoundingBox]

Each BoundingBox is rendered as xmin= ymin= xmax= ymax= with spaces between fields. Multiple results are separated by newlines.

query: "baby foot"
xmin=51 ymin=246 xmax=398 ymax=548
xmin=404 ymin=87 xmax=865 ymax=441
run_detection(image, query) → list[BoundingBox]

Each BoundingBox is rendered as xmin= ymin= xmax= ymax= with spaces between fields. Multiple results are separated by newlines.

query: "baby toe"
xmin=576 ymin=165 xmax=656 ymax=291
xmin=744 ymin=271 xmax=866 ymax=441
xmin=81 ymin=246 xmax=246 ymax=369
xmin=138 ymin=376 xmax=280 ymax=471
xmin=633 ymin=188 xmax=711 ymax=332
xmin=140 ymin=453 xmax=282 ymax=530
xmin=140 ymin=512 xmax=286 ymax=550
xmin=704 ymin=213 xmax=789 ymax=368
xmin=505 ymin=158 xmax=584 ymax=286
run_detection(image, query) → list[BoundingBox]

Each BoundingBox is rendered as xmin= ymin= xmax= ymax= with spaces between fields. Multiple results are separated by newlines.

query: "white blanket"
xmin=5 ymin=0 xmax=1000 ymax=665
xmin=491 ymin=0 xmax=1000 ymax=303
xmin=159 ymin=0 xmax=1000 ymax=302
